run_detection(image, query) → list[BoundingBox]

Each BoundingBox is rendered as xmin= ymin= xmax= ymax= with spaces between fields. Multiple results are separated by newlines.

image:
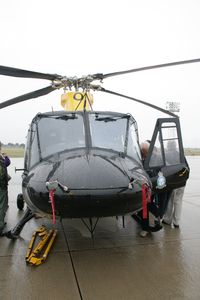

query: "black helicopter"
xmin=0 ymin=59 xmax=195 ymax=238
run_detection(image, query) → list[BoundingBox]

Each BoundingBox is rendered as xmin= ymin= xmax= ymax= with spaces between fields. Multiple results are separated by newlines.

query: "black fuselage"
xmin=21 ymin=111 xmax=189 ymax=219
xmin=22 ymin=111 xmax=149 ymax=218
xmin=22 ymin=148 xmax=149 ymax=218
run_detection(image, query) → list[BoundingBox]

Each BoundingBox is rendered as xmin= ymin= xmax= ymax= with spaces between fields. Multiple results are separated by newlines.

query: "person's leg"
xmin=163 ymin=190 xmax=175 ymax=224
xmin=157 ymin=192 xmax=169 ymax=219
xmin=5 ymin=189 xmax=9 ymax=211
xmin=172 ymin=187 xmax=185 ymax=227
xmin=0 ymin=189 xmax=7 ymax=234
xmin=148 ymin=201 xmax=159 ymax=218
xmin=163 ymin=191 xmax=172 ymax=215
xmin=140 ymin=202 xmax=163 ymax=235
xmin=138 ymin=202 xmax=151 ymax=237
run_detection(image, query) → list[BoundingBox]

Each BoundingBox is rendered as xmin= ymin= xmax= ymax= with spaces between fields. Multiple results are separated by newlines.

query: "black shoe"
xmin=4 ymin=230 xmax=19 ymax=239
xmin=0 ymin=223 xmax=6 ymax=236
xmin=0 ymin=231 xmax=5 ymax=237
xmin=173 ymin=224 xmax=180 ymax=228
xmin=162 ymin=220 xmax=171 ymax=225
xmin=140 ymin=230 xmax=149 ymax=237
xmin=149 ymin=224 xmax=163 ymax=232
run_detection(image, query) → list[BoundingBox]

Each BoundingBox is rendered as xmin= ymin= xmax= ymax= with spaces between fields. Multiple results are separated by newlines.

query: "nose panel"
xmin=23 ymin=151 xmax=148 ymax=217
xmin=62 ymin=154 xmax=129 ymax=189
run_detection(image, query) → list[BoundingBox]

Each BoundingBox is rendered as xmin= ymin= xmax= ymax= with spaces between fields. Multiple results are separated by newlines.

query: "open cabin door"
xmin=143 ymin=118 xmax=189 ymax=192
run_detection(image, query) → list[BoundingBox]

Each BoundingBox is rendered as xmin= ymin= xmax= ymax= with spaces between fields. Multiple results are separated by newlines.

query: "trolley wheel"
xmin=17 ymin=193 xmax=24 ymax=210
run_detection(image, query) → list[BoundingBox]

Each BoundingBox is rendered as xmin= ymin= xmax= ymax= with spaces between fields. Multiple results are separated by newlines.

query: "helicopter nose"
xmin=60 ymin=153 xmax=140 ymax=189
xmin=24 ymin=151 xmax=150 ymax=218
xmin=55 ymin=153 xmax=150 ymax=217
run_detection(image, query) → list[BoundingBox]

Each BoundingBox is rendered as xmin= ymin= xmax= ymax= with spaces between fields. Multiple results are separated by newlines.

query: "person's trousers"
xmin=0 ymin=189 xmax=8 ymax=231
xmin=163 ymin=187 xmax=185 ymax=226
xmin=156 ymin=191 xmax=172 ymax=219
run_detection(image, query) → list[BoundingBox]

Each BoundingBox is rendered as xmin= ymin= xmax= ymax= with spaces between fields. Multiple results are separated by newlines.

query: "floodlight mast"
xmin=165 ymin=101 xmax=181 ymax=143
xmin=166 ymin=101 xmax=180 ymax=114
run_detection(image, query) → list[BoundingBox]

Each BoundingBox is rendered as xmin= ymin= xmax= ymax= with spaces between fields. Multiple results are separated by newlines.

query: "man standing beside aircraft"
xmin=162 ymin=142 xmax=189 ymax=228
xmin=134 ymin=141 xmax=163 ymax=237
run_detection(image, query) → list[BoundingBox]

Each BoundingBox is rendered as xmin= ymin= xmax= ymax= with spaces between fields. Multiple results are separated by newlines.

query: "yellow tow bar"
xmin=26 ymin=226 xmax=57 ymax=266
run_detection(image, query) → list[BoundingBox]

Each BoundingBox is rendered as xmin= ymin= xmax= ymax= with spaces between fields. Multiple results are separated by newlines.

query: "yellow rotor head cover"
xmin=61 ymin=91 xmax=94 ymax=111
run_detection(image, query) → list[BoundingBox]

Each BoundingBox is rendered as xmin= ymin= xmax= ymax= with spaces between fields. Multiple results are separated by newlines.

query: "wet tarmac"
xmin=0 ymin=156 xmax=200 ymax=300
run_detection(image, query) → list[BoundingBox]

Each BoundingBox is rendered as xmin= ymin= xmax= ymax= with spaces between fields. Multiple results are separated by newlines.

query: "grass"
xmin=184 ymin=148 xmax=200 ymax=156
xmin=2 ymin=147 xmax=25 ymax=158
xmin=1 ymin=146 xmax=200 ymax=158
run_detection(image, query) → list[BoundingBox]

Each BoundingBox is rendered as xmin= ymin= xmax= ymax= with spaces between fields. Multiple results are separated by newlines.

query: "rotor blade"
xmin=0 ymin=86 xmax=55 ymax=109
xmin=101 ymin=58 xmax=200 ymax=79
xmin=100 ymin=88 xmax=177 ymax=117
xmin=0 ymin=65 xmax=61 ymax=81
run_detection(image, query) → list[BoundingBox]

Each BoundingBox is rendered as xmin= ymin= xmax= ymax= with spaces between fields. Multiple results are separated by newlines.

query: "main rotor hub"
xmin=52 ymin=75 xmax=100 ymax=91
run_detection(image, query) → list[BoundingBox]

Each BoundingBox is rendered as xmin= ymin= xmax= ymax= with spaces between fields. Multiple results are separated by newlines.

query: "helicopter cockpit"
xmin=25 ymin=111 xmax=142 ymax=171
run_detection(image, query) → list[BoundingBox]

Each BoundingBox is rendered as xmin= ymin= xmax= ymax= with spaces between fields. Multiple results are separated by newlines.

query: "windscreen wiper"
xmin=55 ymin=114 xmax=77 ymax=120
xmin=95 ymin=116 xmax=127 ymax=122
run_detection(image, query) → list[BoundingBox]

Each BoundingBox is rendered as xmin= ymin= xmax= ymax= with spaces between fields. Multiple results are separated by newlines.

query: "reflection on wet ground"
xmin=0 ymin=157 xmax=200 ymax=300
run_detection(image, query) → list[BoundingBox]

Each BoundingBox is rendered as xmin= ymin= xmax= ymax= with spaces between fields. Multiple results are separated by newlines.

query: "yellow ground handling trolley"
xmin=26 ymin=226 xmax=57 ymax=266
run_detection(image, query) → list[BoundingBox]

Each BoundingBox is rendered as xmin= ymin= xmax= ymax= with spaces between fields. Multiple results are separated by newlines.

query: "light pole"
xmin=165 ymin=101 xmax=180 ymax=148
xmin=166 ymin=101 xmax=180 ymax=115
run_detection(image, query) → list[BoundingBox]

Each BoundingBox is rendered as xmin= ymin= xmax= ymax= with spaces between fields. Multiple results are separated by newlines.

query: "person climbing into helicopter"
xmin=132 ymin=140 xmax=163 ymax=237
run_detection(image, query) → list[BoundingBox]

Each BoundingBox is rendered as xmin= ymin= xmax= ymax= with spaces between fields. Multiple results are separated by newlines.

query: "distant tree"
xmin=2 ymin=142 xmax=25 ymax=148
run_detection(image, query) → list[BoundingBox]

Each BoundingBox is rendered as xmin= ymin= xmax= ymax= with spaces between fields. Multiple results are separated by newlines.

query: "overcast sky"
xmin=0 ymin=0 xmax=200 ymax=147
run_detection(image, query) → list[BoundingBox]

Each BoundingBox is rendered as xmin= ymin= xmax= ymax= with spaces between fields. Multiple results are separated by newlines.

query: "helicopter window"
xmin=89 ymin=114 xmax=127 ymax=152
xmin=36 ymin=115 xmax=85 ymax=158
xmin=149 ymin=133 xmax=164 ymax=167
xmin=161 ymin=123 xmax=178 ymax=140
xmin=89 ymin=114 xmax=141 ymax=162
xmin=164 ymin=139 xmax=180 ymax=165
xmin=127 ymin=122 xmax=141 ymax=161
xmin=29 ymin=123 xmax=40 ymax=168
xmin=161 ymin=122 xmax=180 ymax=165
xmin=148 ymin=122 xmax=181 ymax=167
xmin=24 ymin=127 xmax=31 ymax=170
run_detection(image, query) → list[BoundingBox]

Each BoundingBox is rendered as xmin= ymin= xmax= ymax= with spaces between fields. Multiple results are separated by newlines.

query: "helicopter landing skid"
xmin=81 ymin=218 xmax=100 ymax=240
xmin=5 ymin=208 xmax=35 ymax=239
